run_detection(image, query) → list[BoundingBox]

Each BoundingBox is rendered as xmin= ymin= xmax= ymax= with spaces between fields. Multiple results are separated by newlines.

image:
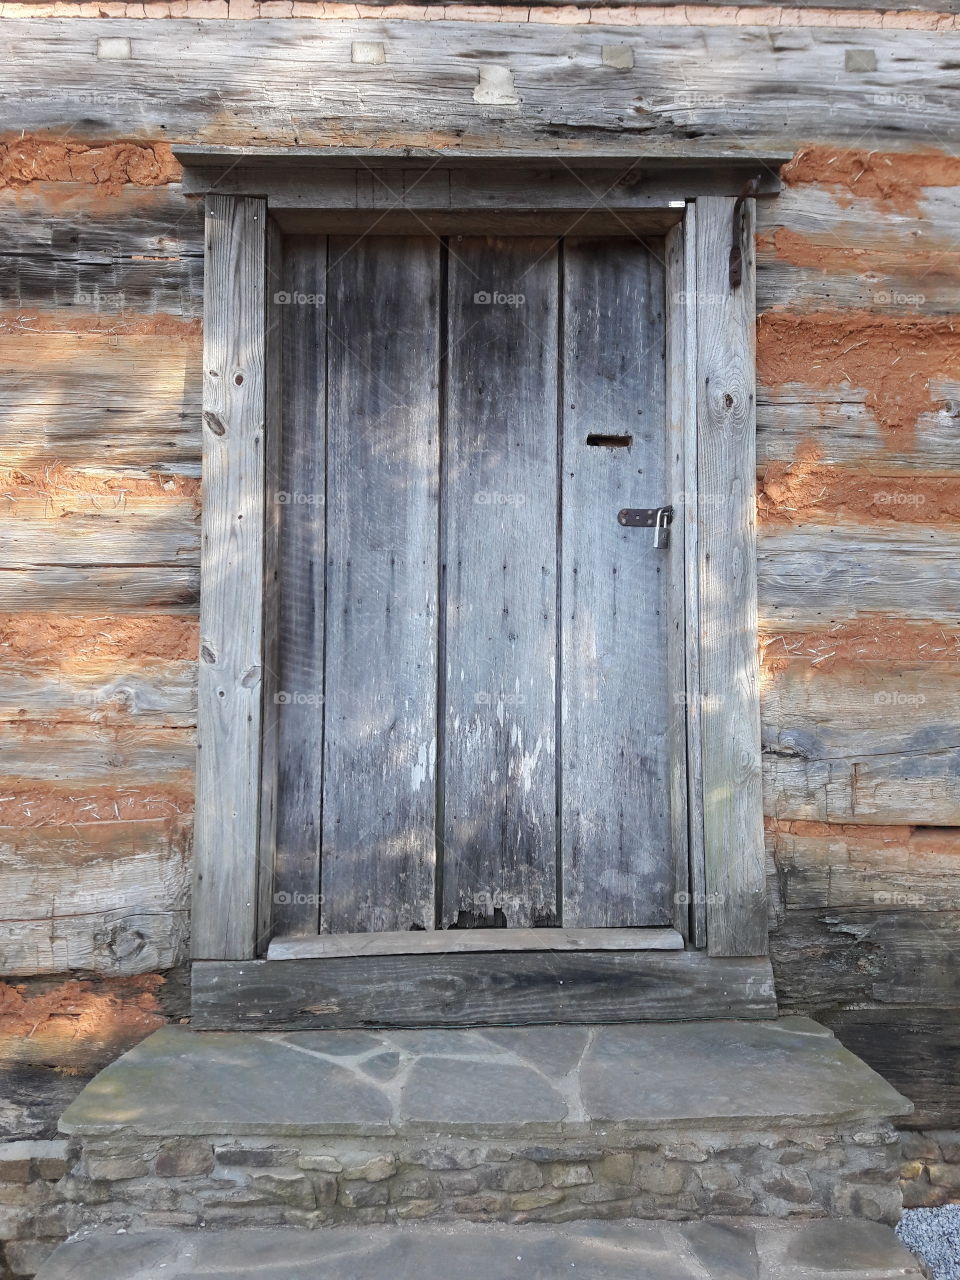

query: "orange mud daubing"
xmin=0 ymin=138 xmax=181 ymax=196
xmin=0 ymin=976 xmax=167 ymax=1073
xmin=0 ymin=614 xmax=199 ymax=665
xmin=758 ymin=441 xmax=960 ymax=524
xmin=781 ymin=147 xmax=960 ymax=215
xmin=760 ymin=621 xmax=960 ymax=675
xmin=757 ymin=310 xmax=960 ymax=433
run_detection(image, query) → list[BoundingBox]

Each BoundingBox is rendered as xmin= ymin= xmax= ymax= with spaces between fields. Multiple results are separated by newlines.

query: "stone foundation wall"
xmin=57 ymin=1125 xmax=902 ymax=1233
xmin=901 ymin=1130 xmax=960 ymax=1208
xmin=0 ymin=1141 xmax=71 ymax=1279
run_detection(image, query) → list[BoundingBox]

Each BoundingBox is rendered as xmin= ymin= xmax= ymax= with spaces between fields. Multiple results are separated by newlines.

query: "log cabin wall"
xmin=0 ymin=4 xmax=959 ymax=1160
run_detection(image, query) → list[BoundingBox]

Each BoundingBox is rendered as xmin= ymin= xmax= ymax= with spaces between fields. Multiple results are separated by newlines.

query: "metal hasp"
xmin=617 ymin=504 xmax=675 ymax=548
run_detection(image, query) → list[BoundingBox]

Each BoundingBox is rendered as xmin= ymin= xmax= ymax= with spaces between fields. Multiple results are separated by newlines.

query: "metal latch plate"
xmin=617 ymin=505 xmax=674 ymax=528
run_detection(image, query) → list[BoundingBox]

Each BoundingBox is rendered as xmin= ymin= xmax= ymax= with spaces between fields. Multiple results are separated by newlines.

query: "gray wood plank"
xmin=669 ymin=205 xmax=708 ymax=949
xmin=268 ymin=926 xmax=684 ymax=959
xmin=560 ymin=238 xmax=672 ymax=928
xmin=192 ymin=195 xmax=267 ymax=961
xmin=695 ymin=197 xmax=767 ymax=958
xmin=271 ymin=236 xmax=328 ymax=937
xmin=320 ymin=237 xmax=441 ymax=934
xmin=191 ymin=952 xmax=778 ymax=1029
xmin=441 ymin=237 xmax=560 ymax=929
xmin=257 ymin=217 xmax=286 ymax=954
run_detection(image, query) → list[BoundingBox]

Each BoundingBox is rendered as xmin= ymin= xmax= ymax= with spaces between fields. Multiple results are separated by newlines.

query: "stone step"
xmin=37 ymin=1220 xmax=927 ymax=1280
xmin=54 ymin=1017 xmax=912 ymax=1230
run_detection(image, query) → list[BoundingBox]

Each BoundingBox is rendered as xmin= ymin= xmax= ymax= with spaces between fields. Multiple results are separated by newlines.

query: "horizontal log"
xmin=2 ymin=22 xmax=960 ymax=152
xmin=819 ymin=1007 xmax=960 ymax=1130
xmin=191 ymin=953 xmax=778 ymax=1029
xmin=0 ymin=490 xmax=199 ymax=569
xmin=0 ymin=333 xmax=200 ymax=472
xmin=761 ymin=660 xmax=960 ymax=759
xmin=758 ymin=527 xmax=960 ymax=625
xmin=771 ymin=908 xmax=960 ymax=1010
xmin=0 ymin=723 xmax=195 ymax=783
xmin=757 ymin=186 xmax=960 ymax=316
xmin=0 ymin=495 xmax=199 ymax=568
xmin=765 ymin=750 xmax=960 ymax=825
xmin=0 ymin=568 xmax=200 ymax=613
xmin=757 ymin=395 xmax=960 ymax=474
xmin=770 ymin=824 xmax=960 ymax=911
xmin=0 ymin=182 xmax=202 ymax=260
xmin=0 ymin=658 xmax=196 ymax=726
xmin=0 ymin=818 xmax=190 ymax=976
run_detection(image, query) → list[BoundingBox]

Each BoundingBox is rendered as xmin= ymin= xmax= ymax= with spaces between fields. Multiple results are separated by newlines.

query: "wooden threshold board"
xmin=191 ymin=952 xmax=777 ymax=1030
xmin=267 ymin=927 xmax=685 ymax=960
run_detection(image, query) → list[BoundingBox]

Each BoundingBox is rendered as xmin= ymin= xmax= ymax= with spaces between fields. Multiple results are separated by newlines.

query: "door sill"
xmin=266 ymin=926 xmax=685 ymax=961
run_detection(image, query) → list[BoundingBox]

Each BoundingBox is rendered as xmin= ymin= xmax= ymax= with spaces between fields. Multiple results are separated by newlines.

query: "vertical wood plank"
xmin=695 ymin=196 xmax=768 ymax=957
xmin=560 ymin=238 xmax=672 ymax=928
xmin=442 ymin=237 xmax=559 ymax=929
xmin=664 ymin=220 xmax=691 ymax=941
xmin=193 ymin=194 xmax=267 ymax=960
xmin=320 ymin=236 xmax=440 ymax=934
xmin=272 ymin=236 xmax=328 ymax=936
xmin=256 ymin=216 xmax=285 ymax=952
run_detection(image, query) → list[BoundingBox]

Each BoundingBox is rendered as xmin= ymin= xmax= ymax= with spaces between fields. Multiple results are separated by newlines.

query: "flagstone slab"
xmin=60 ymin=1018 xmax=911 ymax=1140
xmin=36 ymin=1220 xmax=926 ymax=1280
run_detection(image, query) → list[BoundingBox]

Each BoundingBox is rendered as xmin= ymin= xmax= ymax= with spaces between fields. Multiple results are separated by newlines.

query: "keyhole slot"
xmin=586 ymin=433 xmax=632 ymax=448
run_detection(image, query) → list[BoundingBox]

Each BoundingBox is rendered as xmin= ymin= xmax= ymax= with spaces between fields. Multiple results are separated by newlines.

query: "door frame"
xmin=178 ymin=148 xmax=784 ymax=983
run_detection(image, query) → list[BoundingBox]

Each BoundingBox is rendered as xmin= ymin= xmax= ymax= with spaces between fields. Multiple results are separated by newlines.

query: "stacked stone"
xmin=0 ymin=1142 xmax=72 ymax=1278
xmin=54 ymin=1125 xmax=902 ymax=1237
xmin=901 ymin=1130 xmax=960 ymax=1207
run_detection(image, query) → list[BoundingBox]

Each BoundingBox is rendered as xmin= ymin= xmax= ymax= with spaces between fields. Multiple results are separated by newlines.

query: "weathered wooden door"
xmin=272 ymin=233 xmax=678 ymax=941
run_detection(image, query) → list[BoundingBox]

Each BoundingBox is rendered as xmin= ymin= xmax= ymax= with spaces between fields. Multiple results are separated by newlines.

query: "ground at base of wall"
xmin=898 ymin=1206 xmax=960 ymax=1280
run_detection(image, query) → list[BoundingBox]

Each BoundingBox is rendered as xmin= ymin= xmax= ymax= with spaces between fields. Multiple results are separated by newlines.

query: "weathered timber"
xmin=441 ymin=237 xmax=560 ymax=929
xmin=0 ymin=333 xmax=201 ymax=473
xmin=269 ymin=235 xmax=325 ymax=939
xmin=771 ymin=908 xmax=960 ymax=1010
xmin=268 ymin=926 xmax=684 ymax=958
xmin=192 ymin=195 xmax=267 ymax=961
xmin=764 ymin=749 xmax=960 ymax=826
xmin=561 ymin=238 xmax=673 ymax=928
xmin=0 ymin=568 xmax=199 ymax=614
xmin=320 ymin=237 xmax=440 ymax=935
xmin=0 ymin=496 xmax=199 ymax=568
xmin=0 ymin=724 xmax=195 ymax=783
xmin=256 ymin=215 xmax=285 ymax=953
xmin=818 ymin=1007 xmax=960 ymax=1130
xmin=191 ymin=952 xmax=778 ymax=1029
xmin=758 ymin=527 xmax=960 ymax=626
xmin=181 ymin=161 xmax=782 ymax=204
xmin=664 ymin=215 xmax=696 ymax=942
xmin=696 ymin=196 xmax=767 ymax=958
xmin=762 ymin=660 xmax=960 ymax=759
xmin=5 ymin=21 xmax=959 ymax=153
xmin=0 ymin=183 xmax=202 ymax=261
xmin=757 ymin=393 xmax=960 ymax=475
xmin=757 ymin=186 xmax=960 ymax=316
xmin=0 ymin=658 xmax=196 ymax=726
xmin=0 ymin=819 xmax=190 ymax=977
